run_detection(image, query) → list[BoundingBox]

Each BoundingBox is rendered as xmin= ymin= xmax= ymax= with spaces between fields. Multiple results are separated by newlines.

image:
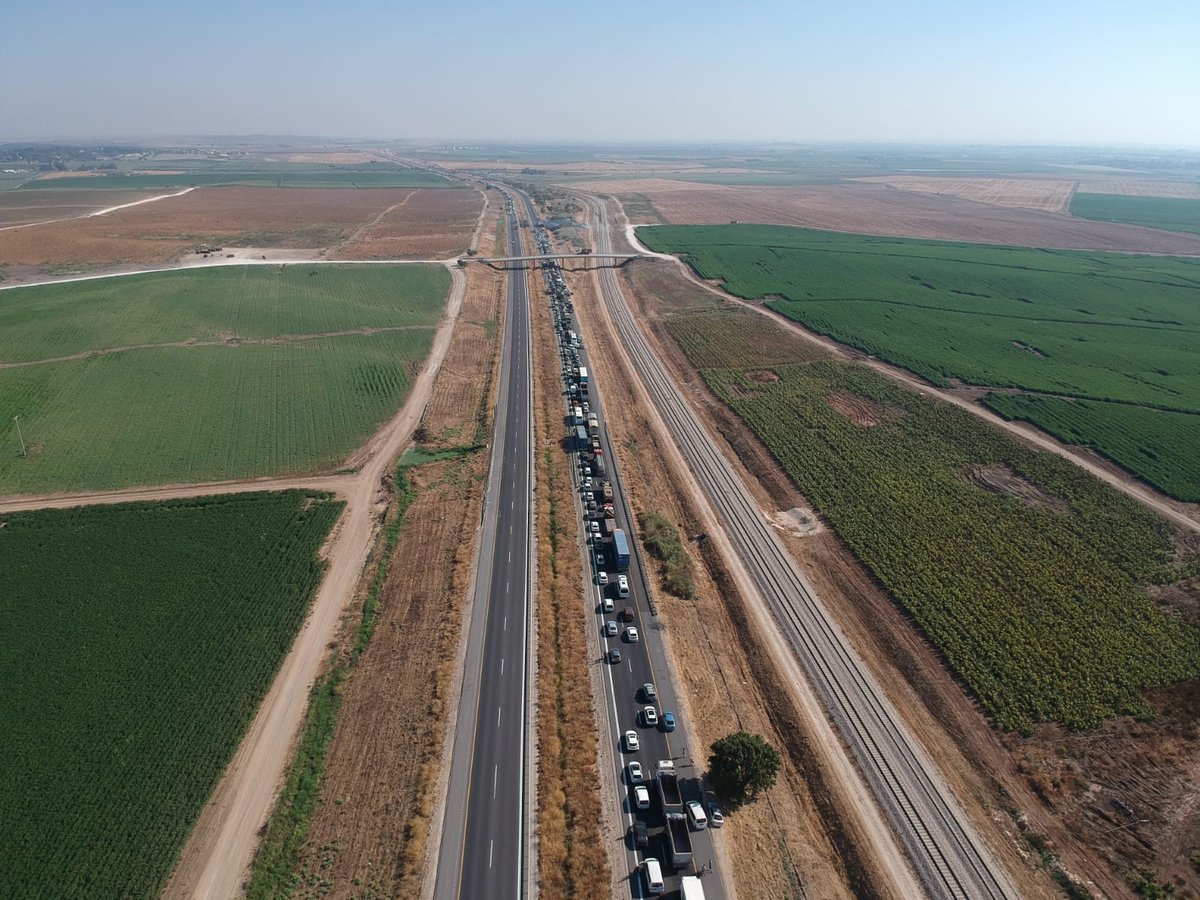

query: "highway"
xmin=434 ymin=194 xmax=533 ymax=900
xmin=521 ymin=190 xmax=728 ymax=899
xmin=583 ymin=196 xmax=1018 ymax=900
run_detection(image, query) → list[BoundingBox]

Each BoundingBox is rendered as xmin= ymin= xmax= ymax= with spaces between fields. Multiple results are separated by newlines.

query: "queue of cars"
xmin=535 ymin=215 xmax=719 ymax=897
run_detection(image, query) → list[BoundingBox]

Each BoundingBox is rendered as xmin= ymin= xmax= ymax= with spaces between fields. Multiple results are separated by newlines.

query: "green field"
xmin=704 ymin=359 xmax=1200 ymax=731
xmin=985 ymin=394 xmax=1200 ymax=502
xmin=14 ymin=168 xmax=451 ymax=191
xmin=0 ymin=264 xmax=450 ymax=363
xmin=0 ymin=491 xmax=343 ymax=897
xmin=1070 ymin=192 xmax=1200 ymax=235
xmin=638 ymin=224 xmax=1200 ymax=500
xmin=0 ymin=266 xmax=448 ymax=494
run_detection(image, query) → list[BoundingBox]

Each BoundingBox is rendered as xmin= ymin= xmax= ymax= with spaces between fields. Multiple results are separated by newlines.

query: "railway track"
xmin=584 ymin=197 xmax=1016 ymax=900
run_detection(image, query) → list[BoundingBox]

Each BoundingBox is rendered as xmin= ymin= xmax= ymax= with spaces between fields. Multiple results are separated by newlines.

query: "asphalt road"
xmin=523 ymin=190 xmax=727 ymax=900
xmin=435 ymin=196 xmax=533 ymax=900
xmin=585 ymin=196 xmax=1017 ymax=899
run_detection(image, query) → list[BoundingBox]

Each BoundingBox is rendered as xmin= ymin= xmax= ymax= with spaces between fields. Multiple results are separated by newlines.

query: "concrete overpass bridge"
xmin=457 ymin=252 xmax=644 ymax=270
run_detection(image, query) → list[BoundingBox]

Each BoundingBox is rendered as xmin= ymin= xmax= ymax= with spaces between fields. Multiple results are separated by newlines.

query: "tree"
xmin=707 ymin=732 xmax=781 ymax=804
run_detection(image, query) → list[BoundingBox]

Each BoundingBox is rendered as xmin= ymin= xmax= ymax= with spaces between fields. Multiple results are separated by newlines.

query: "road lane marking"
xmin=494 ymin=765 xmax=498 ymax=799
xmin=489 ymin=840 xmax=494 ymax=868
xmin=500 ymin=657 xmax=505 ymax=675
xmin=497 ymin=705 xmax=502 ymax=727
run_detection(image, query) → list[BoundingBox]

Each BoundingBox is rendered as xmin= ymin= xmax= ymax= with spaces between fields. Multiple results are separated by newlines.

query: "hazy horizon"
xmin=3 ymin=0 xmax=1198 ymax=148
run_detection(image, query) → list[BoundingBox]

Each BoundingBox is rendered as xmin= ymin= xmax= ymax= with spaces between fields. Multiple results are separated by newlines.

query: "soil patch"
xmin=962 ymin=463 xmax=1073 ymax=515
xmin=747 ymin=369 xmax=780 ymax=384
xmin=771 ymin=507 xmax=823 ymax=537
xmin=826 ymin=389 xmax=901 ymax=427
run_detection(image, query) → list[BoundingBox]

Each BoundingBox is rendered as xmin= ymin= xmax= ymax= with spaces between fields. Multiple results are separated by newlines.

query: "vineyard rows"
xmin=705 ymin=360 xmax=1200 ymax=731
xmin=0 ymin=491 xmax=343 ymax=898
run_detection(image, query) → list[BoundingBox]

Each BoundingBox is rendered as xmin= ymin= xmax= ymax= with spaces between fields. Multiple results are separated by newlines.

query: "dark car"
xmin=609 ymin=648 xmax=622 ymax=664
xmin=661 ymin=711 xmax=676 ymax=732
xmin=632 ymin=820 xmax=649 ymax=850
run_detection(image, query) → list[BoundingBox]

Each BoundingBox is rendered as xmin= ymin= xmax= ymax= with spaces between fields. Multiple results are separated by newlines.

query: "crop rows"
xmin=0 ymin=491 xmax=343 ymax=898
xmin=0 ymin=330 xmax=431 ymax=493
xmin=706 ymin=361 xmax=1200 ymax=731
xmin=664 ymin=307 xmax=825 ymax=369
xmin=639 ymin=223 xmax=1200 ymax=501
xmin=0 ymin=264 xmax=449 ymax=363
xmin=985 ymin=393 xmax=1200 ymax=502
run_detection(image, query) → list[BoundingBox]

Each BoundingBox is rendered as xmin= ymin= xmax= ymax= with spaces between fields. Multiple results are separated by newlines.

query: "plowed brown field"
xmin=602 ymin=180 xmax=1200 ymax=253
xmin=331 ymin=188 xmax=482 ymax=260
xmin=0 ymin=187 xmax=430 ymax=270
xmin=854 ymin=176 xmax=1076 ymax=212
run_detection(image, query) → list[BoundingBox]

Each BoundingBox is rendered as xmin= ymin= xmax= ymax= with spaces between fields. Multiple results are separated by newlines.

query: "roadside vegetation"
xmin=1070 ymin=192 xmax=1200 ymax=235
xmin=0 ymin=266 xmax=449 ymax=494
xmin=639 ymin=223 xmax=1200 ymax=502
xmin=0 ymin=491 xmax=343 ymax=898
xmin=708 ymin=732 xmax=782 ymax=805
xmin=638 ymin=510 xmax=698 ymax=598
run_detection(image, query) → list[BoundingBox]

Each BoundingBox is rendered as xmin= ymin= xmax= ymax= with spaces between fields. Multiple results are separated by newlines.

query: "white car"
xmin=597 ymin=571 xmax=609 ymax=585
xmin=624 ymin=730 xmax=639 ymax=752
xmin=634 ymin=785 xmax=651 ymax=809
xmin=605 ymin=620 xmax=619 ymax=637
xmin=617 ymin=575 xmax=630 ymax=598
xmin=686 ymin=799 xmax=708 ymax=830
xmin=642 ymin=706 xmax=658 ymax=726
xmin=625 ymin=626 xmax=639 ymax=643
xmin=582 ymin=477 xmax=593 ymax=491
xmin=602 ymin=596 xmax=614 ymax=613
xmin=589 ymin=520 xmax=600 ymax=535
xmin=628 ymin=761 xmax=644 ymax=784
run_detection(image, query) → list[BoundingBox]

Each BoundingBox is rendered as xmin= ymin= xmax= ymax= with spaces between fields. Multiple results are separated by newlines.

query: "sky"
xmin=3 ymin=0 xmax=1198 ymax=147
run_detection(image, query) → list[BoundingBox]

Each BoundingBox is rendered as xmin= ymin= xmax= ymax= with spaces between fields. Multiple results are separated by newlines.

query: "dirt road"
xmin=619 ymin=222 xmax=1200 ymax=536
xmin=0 ymin=187 xmax=196 ymax=233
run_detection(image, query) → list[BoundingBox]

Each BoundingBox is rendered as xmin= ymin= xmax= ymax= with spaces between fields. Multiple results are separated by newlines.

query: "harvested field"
xmin=614 ymin=181 xmax=1200 ymax=254
xmin=331 ymin=188 xmax=482 ymax=259
xmin=826 ymin=389 xmax=901 ymax=427
xmin=0 ymin=189 xmax=151 ymax=227
xmin=286 ymin=152 xmax=389 ymax=164
xmin=0 ymin=186 xmax=432 ymax=272
xmin=854 ymin=176 xmax=1076 ymax=212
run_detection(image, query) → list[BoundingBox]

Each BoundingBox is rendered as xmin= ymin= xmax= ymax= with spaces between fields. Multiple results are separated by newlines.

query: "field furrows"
xmin=590 ymin=200 xmax=1015 ymax=899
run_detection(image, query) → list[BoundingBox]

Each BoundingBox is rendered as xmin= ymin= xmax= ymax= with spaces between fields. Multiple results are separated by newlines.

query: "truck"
xmin=665 ymin=814 xmax=694 ymax=870
xmin=578 ymin=365 xmax=589 ymax=388
xmin=680 ymin=875 xmax=706 ymax=900
xmin=587 ymin=415 xmax=599 ymax=437
xmin=656 ymin=760 xmax=682 ymax=812
xmin=611 ymin=528 xmax=630 ymax=571
xmin=593 ymin=454 xmax=607 ymax=477
xmin=575 ymin=425 xmax=589 ymax=450
xmin=601 ymin=482 xmax=614 ymax=502
xmin=573 ymin=405 xmax=584 ymax=426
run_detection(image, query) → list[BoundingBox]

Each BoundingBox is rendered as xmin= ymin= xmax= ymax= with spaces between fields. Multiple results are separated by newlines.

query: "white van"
xmin=686 ymin=799 xmax=709 ymax=830
xmin=643 ymin=858 xmax=665 ymax=895
xmin=617 ymin=575 xmax=630 ymax=598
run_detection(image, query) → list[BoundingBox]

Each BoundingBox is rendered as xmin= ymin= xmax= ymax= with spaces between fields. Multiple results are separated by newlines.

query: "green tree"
xmin=707 ymin=732 xmax=781 ymax=804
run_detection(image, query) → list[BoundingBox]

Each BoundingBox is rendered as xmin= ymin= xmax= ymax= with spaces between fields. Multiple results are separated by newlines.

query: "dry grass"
xmin=569 ymin=258 xmax=860 ymax=898
xmin=283 ymin=257 xmax=504 ymax=897
xmin=286 ymin=152 xmax=389 ymax=164
xmin=854 ymin=176 xmax=1076 ymax=212
xmin=612 ymin=182 xmax=1200 ymax=254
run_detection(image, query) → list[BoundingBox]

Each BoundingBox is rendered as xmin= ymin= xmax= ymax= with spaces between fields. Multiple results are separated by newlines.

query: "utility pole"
xmin=14 ymin=415 xmax=26 ymax=458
